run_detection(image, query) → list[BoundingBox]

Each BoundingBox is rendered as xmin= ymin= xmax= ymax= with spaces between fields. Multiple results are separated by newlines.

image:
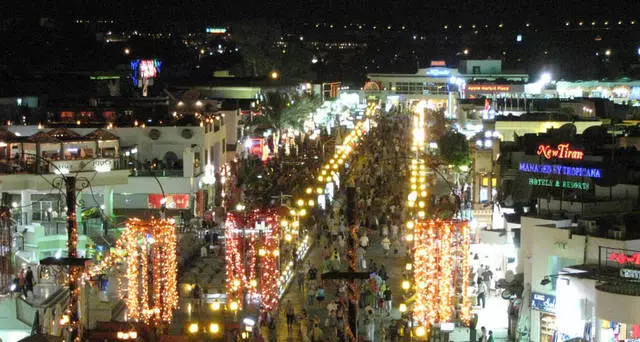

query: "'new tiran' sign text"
xmin=537 ymin=143 xmax=584 ymax=160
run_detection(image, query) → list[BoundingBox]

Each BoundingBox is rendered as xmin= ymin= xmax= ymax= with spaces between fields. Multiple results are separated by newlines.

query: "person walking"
xmin=25 ymin=266 xmax=34 ymax=297
xmin=476 ymin=278 xmax=486 ymax=309
xmin=285 ymin=300 xmax=295 ymax=333
xmin=381 ymin=236 xmax=391 ymax=256
xmin=17 ymin=269 xmax=25 ymax=297
xmin=479 ymin=326 xmax=488 ymax=342
xmin=488 ymin=330 xmax=495 ymax=342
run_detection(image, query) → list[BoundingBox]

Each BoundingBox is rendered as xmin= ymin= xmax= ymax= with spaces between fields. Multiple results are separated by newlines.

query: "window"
xmin=492 ymin=178 xmax=497 ymax=187
xmin=103 ymin=111 xmax=116 ymax=121
xmin=472 ymin=66 xmax=481 ymax=74
xmin=60 ymin=111 xmax=74 ymax=121
xmin=482 ymin=177 xmax=489 ymax=186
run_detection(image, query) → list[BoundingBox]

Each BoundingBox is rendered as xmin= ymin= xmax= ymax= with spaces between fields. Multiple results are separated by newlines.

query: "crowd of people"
xmin=262 ymin=114 xmax=415 ymax=341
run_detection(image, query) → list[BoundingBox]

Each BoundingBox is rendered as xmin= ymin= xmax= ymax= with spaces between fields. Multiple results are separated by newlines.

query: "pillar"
xmin=103 ymin=186 xmax=114 ymax=217
xmin=76 ymin=190 xmax=83 ymax=228
xmin=20 ymin=190 xmax=31 ymax=225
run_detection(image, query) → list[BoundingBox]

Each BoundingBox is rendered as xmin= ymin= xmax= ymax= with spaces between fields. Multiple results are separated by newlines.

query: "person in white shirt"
xmin=381 ymin=236 xmax=391 ymax=256
xmin=359 ymin=233 xmax=369 ymax=250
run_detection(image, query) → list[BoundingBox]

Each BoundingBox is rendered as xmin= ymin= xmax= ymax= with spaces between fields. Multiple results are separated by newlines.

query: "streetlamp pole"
xmin=65 ymin=176 xmax=81 ymax=342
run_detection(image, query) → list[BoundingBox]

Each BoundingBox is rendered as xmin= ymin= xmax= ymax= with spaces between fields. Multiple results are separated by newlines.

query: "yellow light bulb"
xmin=406 ymin=263 xmax=412 ymax=270
xmin=188 ymin=323 xmax=199 ymax=334
xmin=406 ymin=221 xmax=414 ymax=229
xmin=317 ymin=176 xmax=324 ymax=182
xmin=305 ymin=187 xmax=313 ymax=194
xmin=297 ymin=199 xmax=304 ymax=207
xmin=308 ymin=200 xmax=315 ymax=206
xmin=399 ymin=303 xmax=407 ymax=313
xmin=415 ymin=326 xmax=427 ymax=337
xmin=258 ymin=249 xmax=266 ymax=256
xmin=209 ymin=323 xmax=220 ymax=334
xmin=250 ymin=279 xmax=257 ymax=287
xmin=211 ymin=301 xmax=221 ymax=311
xmin=285 ymin=234 xmax=292 ymax=241
xmin=406 ymin=234 xmax=414 ymax=241
xmin=281 ymin=220 xmax=289 ymax=227
xmin=316 ymin=187 xmax=324 ymax=194
xmin=299 ymin=209 xmax=306 ymax=216
xmin=229 ymin=301 xmax=239 ymax=312
xmin=402 ymin=280 xmax=411 ymax=290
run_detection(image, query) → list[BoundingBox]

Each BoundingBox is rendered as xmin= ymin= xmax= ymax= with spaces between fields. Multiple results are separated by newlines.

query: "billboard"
xmin=148 ymin=194 xmax=190 ymax=209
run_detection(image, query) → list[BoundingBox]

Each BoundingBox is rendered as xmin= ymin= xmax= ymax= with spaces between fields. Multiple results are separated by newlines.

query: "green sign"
xmin=528 ymin=178 xmax=590 ymax=190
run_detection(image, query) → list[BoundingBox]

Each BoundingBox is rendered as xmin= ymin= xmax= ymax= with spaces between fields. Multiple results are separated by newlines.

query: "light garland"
xmin=85 ymin=218 xmax=178 ymax=325
xmin=412 ymin=219 xmax=471 ymax=331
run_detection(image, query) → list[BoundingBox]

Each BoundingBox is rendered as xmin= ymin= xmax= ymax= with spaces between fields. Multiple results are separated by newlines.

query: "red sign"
xmin=467 ymin=84 xmax=511 ymax=92
xmin=140 ymin=60 xmax=158 ymax=79
xmin=430 ymin=60 xmax=446 ymax=67
xmin=148 ymin=194 xmax=190 ymax=209
xmin=249 ymin=138 xmax=264 ymax=158
xmin=609 ymin=252 xmax=640 ymax=265
xmin=537 ymin=144 xmax=584 ymax=160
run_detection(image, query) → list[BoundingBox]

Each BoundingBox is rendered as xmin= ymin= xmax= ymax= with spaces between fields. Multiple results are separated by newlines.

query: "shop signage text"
xmin=620 ymin=268 xmax=640 ymax=280
xmin=608 ymin=251 xmax=640 ymax=265
xmin=529 ymin=178 xmax=590 ymax=190
xmin=531 ymin=292 xmax=556 ymax=314
xmin=519 ymin=162 xmax=602 ymax=179
xmin=426 ymin=68 xmax=452 ymax=77
xmin=467 ymin=84 xmax=511 ymax=92
xmin=537 ymin=143 xmax=584 ymax=160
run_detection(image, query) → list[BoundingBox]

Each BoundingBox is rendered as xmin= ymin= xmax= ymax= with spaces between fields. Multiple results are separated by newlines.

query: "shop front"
xmin=531 ymin=292 xmax=557 ymax=342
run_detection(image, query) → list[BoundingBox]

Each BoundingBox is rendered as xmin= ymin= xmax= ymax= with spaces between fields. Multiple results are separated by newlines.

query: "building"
xmin=518 ymin=214 xmax=640 ymax=342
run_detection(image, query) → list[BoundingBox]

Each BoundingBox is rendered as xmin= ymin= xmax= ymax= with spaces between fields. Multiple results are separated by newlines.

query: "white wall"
xmin=110 ymin=126 xmax=204 ymax=163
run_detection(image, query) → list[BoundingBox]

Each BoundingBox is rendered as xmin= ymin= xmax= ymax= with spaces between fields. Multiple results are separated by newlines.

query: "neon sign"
xmin=528 ymin=178 xmax=590 ymax=190
xmin=609 ymin=252 xmax=640 ymax=266
xmin=206 ymin=27 xmax=227 ymax=34
xmin=537 ymin=143 xmax=584 ymax=160
xmin=426 ymin=68 xmax=452 ymax=77
xmin=519 ymin=162 xmax=601 ymax=179
xmin=467 ymin=84 xmax=511 ymax=92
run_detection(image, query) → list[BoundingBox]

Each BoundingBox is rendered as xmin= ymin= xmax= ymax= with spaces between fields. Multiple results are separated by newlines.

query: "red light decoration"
xmin=139 ymin=60 xmax=158 ymax=79
xmin=537 ymin=143 xmax=584 ymax=160
xmin=412 ymin=219 xmax=472 ymax=331
xmin=609 ymin=252 xmax=640 ymax=265
xmin=225 ymin=209 xmax=282 ymax=311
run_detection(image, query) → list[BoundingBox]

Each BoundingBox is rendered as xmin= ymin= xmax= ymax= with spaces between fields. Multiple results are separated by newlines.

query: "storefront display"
xmin=600 ymin=320 xmax=640 ymax=342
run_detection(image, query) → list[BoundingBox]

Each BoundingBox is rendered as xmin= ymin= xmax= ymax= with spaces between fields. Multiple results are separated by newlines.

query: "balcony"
xmin=0 ymin=157 xmax=127 ymax=175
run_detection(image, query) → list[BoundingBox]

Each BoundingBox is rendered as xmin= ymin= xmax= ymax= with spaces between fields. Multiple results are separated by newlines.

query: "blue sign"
xmin=426 ymin=68 xmax=452 ymax=77
xmin=519 ymin=162 xmax=601 ymax=179
xmin=531 ymin=292 xmax=556 ymax=313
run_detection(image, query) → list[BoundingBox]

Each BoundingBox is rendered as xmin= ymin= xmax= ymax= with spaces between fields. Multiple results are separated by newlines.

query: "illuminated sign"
xmin=467 ymin=84 xmax=511 ymax=92
xmin=130 ymin=59 xmax=162 ymax=86
xmin=528 ymin=178 xmax=590 ymax=190
xmin=519 ymin=162 xmax=602 ymax=179
xmin=531 ymin=292 xmax=556 ymax=314
xmin=148 ymin=194 xmax=190 ymax=209
xmin=206 ymin=27 xmax=227 ymax=34
xmin=620 ymin=268 xmax=640 ymax=280
xmin=537 ymin=143 xmax=584 ymax=160
xmin=426 ymin=68 xmax=452 ymax=77
xmin=609 ymin=252 xmax=640 ymax=266
xmin=139 ymin=60 xmax=157 ymax=79
xmin=430 ymin=60 xmax=446 ymax=67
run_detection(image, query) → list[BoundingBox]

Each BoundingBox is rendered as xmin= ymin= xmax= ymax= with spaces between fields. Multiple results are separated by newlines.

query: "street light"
xmin=402 ymin=280 xmax=411 ymax=290
xmin=188 ymin=323 xmax=199 ymax=334
xmin=270 ymin=71 xmax=279 ymax=79
xmin=210 ymin=300 xmax=221 ymax=311
xmin=415 ymin=326 xmax=427 ymax=337
xmin=399 ymin=303 xmax=407 ymax=313
xmin=209 ymin=323 xmax=220 ymax=334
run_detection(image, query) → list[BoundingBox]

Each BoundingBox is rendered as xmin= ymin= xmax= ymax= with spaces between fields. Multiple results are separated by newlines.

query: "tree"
xmin=438 ymin=131 xmax=471 ymax=167
xmin=231 ymin=20 xmax=282 ymax=77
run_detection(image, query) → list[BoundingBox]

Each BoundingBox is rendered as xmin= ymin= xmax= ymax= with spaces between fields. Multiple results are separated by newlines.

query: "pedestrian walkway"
xmin=263 ymin=232 xmax=409 ymax=341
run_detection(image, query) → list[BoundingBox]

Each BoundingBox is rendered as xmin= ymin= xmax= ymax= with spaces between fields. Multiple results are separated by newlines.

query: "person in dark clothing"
xmin=25 ymin=267 xmax=34 ymax=296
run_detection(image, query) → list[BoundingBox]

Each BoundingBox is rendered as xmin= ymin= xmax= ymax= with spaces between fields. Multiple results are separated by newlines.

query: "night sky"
xmin=3 ymin=0 xmax=640 ymax=28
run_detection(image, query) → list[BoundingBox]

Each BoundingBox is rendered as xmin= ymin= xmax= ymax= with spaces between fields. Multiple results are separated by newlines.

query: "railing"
xmin=16 ymin=296 xmax=38 ymax=326
xmin=0 ymin=157 xmax=127 ymax=175
xmin=599 ymin=246 xmax=640 ymax=270
xmin=130 ymin=169 xmax=184 ymax=177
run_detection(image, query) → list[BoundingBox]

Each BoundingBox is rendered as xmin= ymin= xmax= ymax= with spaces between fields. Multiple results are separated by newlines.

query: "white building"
xmin=518 ymin=215 xmax=640 ymax=342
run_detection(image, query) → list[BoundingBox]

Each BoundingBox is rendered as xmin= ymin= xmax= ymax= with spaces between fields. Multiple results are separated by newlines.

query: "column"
xmin=76 ymin=190 xmax=83 ymax=230
xmin=103 ymin=186 xmax=114 ymax=217
xmin=20 ymin=190 xmax=31 ymax=225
